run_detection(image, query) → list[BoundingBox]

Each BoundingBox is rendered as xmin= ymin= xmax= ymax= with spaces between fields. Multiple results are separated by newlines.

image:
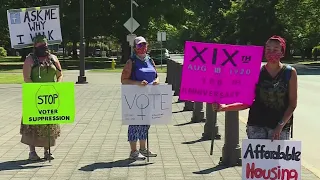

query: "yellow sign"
xmin=22 ymin=82 xmax=75 ymax=125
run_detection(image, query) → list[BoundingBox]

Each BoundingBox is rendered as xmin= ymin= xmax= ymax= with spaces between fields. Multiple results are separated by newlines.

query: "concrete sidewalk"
xmin=0 ymin=72 xmax=318 ymax=180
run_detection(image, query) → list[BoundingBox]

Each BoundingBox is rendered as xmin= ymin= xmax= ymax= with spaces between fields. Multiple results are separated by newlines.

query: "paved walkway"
xmin=0 ymin=72 xmax=319 ymax=180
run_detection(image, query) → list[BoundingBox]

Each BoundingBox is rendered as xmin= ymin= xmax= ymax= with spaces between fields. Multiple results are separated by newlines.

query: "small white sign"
xmin=121 ymin=85 xmax=172 ymax=125
xmin=127 ymin=34 xmax=137 ymax=47
xmin=157 ymin=31 xmax=166 ymax=42
xmin=101 ymin=51 xmax=107 ymax=58
xmin=242 ymin=139 xmax=301 ymax=180
xmin=124 ymin=17 xmax=140 ymax=33
xmin=7 ymin=5 xmax=62 ymax=49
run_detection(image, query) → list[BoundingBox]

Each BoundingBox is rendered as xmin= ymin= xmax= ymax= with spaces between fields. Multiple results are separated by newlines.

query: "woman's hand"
xmin=152 ymin=81 xmax=160 ymax=85
xmin=271 ymin=124 xmax=284 ymax=141
xmin=152 ymin=77 xmax=160 ymax=85
xmin=212 ymin=103 xmax=227 ymax=112
xmin=138 ymin=80 xmax=148 ymax=86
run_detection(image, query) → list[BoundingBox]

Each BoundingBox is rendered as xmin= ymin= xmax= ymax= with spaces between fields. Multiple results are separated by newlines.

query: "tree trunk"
xmin=284 ymin=42 xmax=293 ymax=61
xmin=121 ymin=36 xmax=130 ymax=64
xmin=300 ymin=49 xmax=305 ymax=60
xmin=72 ymin=41 xmax=78 ymax=59
xmin=85 ymin=39 xmax=90 ymax=57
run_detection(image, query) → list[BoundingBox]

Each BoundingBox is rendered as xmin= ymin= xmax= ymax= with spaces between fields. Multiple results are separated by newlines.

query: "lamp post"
xmin=77 ymin=0 xmax=87 ymax=84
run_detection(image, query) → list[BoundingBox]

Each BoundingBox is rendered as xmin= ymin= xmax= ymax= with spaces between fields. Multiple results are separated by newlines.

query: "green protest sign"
xmin=22 ymin=82 xmax=75 ymax=125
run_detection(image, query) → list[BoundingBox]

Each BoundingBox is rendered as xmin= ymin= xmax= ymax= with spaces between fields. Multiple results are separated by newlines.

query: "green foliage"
xmin=312 ymin=45 xmax=320 ymax=57
xmin=0 ymin=47 xmax=7 ymax=57
xmin=276 ymin=0 xmax=320 ymax=48
xmin=0 ymin=0 xmax=319 ymax=57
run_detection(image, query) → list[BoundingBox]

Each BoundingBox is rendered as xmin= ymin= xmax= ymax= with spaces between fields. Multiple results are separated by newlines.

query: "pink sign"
xmin=179 ymin=41 xmax=264 ymax=105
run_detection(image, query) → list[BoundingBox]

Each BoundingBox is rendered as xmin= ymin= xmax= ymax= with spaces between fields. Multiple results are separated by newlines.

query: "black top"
xmin=247 ymin=65 xmax=293 ymax=130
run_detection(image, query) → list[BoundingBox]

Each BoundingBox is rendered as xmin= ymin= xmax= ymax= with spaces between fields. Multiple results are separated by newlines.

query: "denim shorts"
xmin=246 ymin=125 xmax=290 ymax=140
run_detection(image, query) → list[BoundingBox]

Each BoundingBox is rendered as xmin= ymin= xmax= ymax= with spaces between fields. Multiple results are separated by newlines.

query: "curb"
xmin=238 ymin=115 xmax=320 ymax=178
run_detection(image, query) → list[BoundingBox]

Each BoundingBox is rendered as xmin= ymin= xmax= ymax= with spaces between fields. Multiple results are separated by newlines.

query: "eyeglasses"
xmin=136 ymin=43 xmax=146 ymax=48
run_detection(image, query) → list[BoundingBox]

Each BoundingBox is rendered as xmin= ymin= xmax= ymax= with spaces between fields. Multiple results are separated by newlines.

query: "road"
xmin=170 ymin=53 xmax=320 ymax=173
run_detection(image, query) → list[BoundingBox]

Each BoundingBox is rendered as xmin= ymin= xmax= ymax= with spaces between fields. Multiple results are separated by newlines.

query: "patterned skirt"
xmin=20 ymin=119 xmax=61 ymax=147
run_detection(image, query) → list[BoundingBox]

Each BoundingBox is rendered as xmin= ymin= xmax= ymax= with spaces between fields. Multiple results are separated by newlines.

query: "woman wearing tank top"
xmin=20 ymin=35 xmax=63 ymax=161
xmin=212 ymin=36 xmax=298 ymax=141
xmin=121 ymin=36 xmax=159 ymax=160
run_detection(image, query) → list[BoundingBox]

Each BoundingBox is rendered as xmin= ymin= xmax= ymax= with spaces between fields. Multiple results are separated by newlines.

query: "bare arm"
xmin=221 ymin=103 xmax=251 ymax=111
xmin=151 ymin=59 xmax=159 ymax=84
xmin=212 ymin=102 xmax=250 ymax=112
xmin=121 ymin=60 xmax=141 ymax=85
xmin=22 ymin=56 xmax=33 ymax=83
xmin=52 ymin=55 xmax=63 ymax=82
xmin=280 ymin=68 xmax=298 ymax=125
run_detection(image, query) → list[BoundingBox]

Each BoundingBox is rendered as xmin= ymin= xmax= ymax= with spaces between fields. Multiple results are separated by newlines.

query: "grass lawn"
xmin=0 ymin=69 xmax=22 ymax=73
xmin=0 ymin=73 xmax=23 ymax=84
xmin=0 ymin=56 xmax=21 ymax=62
xmin=0 ymin=56 xmax=114 ymax=63
xmin=89 ymin=66 xmax=167 ymax=73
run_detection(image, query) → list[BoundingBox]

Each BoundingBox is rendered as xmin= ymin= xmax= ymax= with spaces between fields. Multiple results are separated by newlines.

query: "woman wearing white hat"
xmin=121 ymin=36 xmax=159 ymax=160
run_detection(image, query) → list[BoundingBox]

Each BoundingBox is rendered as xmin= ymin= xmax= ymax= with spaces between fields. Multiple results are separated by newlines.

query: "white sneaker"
xmin=129 ymin=150 xmax=146 ymax=160
xmin=140 ymin=149 xmax=157 ymax=157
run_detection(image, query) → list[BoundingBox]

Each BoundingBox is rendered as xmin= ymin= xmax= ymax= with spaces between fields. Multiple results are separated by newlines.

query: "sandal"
xmin=28 ymin=151 xmax=41 ymax=161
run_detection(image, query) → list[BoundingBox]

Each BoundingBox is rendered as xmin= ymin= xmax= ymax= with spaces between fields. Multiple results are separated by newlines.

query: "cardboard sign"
xmin=180 ymin=41 xmax=264 ymax=105
xmin=7 ymin=5 xmax=62 ymax=49
xmin=121 ymin=85 xmax=172 ymax=125
xmin=242 ymin=139 xmax=301 ymax=180
xmin=22 ymin=82 xmax=75 ymax=125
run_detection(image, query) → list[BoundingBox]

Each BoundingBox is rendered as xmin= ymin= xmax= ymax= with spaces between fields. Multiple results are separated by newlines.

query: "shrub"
xmin=312 ymin=45 xmax=320 ymax=57
xmin=0 ymin=47 xmax=7 ymax=57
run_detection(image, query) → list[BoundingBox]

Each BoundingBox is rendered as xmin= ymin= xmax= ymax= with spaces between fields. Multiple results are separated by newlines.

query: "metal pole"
xmin=160 ymin=33 xmax=163 ymax=70
xmin=60 ymin=0 xmax=65 ymax=61
xmin=183 ymin=101 xmax=194 ymax=111
xmin=130 ymin=0 xmax=133 ymax=20
xmin=77 ymin=0 xmax=87 ymax=84
xmin=130 ymin=0 xmax=133 ymax=55
xmin=48 ymin=126 xmax=51 ymax=163
xmin=191 ymin=102 xmax=205 ymax=123
xmin=168 ymin=60 xmax=175 ymax=90
xmin=165 ymin=59 xmax=170 ymax=83
xmin=203 ymin=103 xmax=221 ymax=140
xmin=172 ymin=62 xmax=177 ymax=91
xmin=220 ymin=111 xmax=241 ymax=166
xmin=173 ymin=62 xmax=182 ymax=96
xmin=147 ymin=132 xmax=149 ymax=162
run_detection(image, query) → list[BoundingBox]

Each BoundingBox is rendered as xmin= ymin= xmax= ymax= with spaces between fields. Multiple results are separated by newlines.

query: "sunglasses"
xmin=136 ymin=43 xmax=147 ymax=48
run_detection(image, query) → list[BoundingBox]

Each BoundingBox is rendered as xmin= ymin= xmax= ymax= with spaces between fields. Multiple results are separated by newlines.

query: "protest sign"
xmin=7 ymin=5 xmax=62 ymax=49
xmin=179 ymin=41 xmax=264 ymax=105
xmin=121 ymin=85 xmax=172 ymax=125
xmin=242 ymin=139 xmax=301 ymax=180
xmin=22 ymin=82 xmax=75 ymax=125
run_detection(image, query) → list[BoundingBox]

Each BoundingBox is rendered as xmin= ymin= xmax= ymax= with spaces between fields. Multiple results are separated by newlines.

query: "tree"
xmin=276 ymin=0 xmax=320 ymax=59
